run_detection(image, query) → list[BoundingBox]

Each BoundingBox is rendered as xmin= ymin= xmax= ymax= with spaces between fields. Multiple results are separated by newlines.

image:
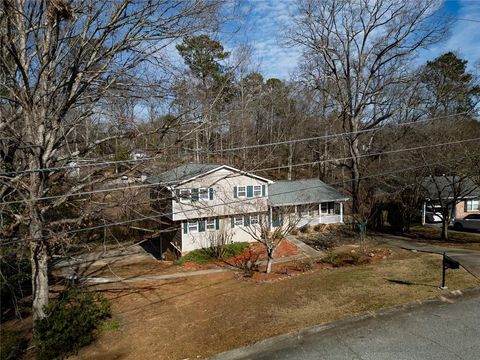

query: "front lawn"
xmin=71 ymin=245 xmax=480 ymax=360
xmin=406 ymin=225 xmax=480 ymax=249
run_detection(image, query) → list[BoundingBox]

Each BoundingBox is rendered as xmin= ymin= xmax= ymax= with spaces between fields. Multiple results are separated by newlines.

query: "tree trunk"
xmin=441 ymin=217 xmax=449 ymax=241
xmin=287 ymin=143 xmax=293 ymax=180
xmin=349 ymin=137 xmax=361 ymax=215
xmin=266 ymin=255 xmax=273 ymax=274
xmin=29 ymin=210 xmax=49 ymax=321
xmin=265 ymin=244 xmax=275 ymax=274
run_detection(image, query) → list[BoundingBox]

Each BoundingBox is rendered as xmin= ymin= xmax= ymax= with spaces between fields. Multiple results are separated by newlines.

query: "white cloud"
xmin=223 ymin=0 xmax=300 ymax=79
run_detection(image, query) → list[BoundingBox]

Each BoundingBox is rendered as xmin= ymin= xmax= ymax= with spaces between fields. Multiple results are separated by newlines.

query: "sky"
xmin=222 ymin=0 xmax=480 ymax=80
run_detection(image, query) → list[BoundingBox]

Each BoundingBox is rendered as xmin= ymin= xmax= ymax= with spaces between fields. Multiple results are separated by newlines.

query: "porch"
xmin=270 ymin=201 xmax=344 ymax=229
xmin=268 ymin=178 xmax=349 ymax=229
xmin=296 ymin=202 xmax=343 ymax=227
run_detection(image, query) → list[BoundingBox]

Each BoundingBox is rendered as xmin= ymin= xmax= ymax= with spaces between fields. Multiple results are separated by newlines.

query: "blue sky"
xmin=222 ymin=0 xmax=480 ymax=80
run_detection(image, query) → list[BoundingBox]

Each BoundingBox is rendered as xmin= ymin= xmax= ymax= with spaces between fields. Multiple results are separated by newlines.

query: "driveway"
xmin=210 ymin=290 xmax=480 ymax=360
xmin=377 ymin=235 xmax=480 ymax=279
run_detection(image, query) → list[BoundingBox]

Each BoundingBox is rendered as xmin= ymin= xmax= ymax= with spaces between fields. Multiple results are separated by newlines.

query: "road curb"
xmin=207 ymin=286 xmax=480 ymax=360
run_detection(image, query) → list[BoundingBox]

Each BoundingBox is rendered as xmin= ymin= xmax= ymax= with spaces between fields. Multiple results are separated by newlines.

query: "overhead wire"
xmin=0 ymin=155 xmax=467 ymax=247
xmin=1 ymin=135 xmax=478 ymax=206
xmin=0 ymin=112 xmax=469 ymax=177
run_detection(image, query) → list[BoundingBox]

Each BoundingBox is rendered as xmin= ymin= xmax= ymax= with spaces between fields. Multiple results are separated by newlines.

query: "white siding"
xmin=181 ymin=217 xmax=260 ymax=252
xmin=172 ymin=168 xmax=269 ymax=221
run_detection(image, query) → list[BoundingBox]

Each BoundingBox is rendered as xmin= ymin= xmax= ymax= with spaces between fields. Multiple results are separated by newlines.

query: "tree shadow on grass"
xmin=385 ymin=278 xmax=438 ymax=288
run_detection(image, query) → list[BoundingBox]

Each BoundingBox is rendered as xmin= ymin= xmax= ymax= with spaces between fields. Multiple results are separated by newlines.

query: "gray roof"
xmin=268 ymin=179 xmax=349 ymax=206
xmin=422 ymin=176 xmax=480 ymax=200
xmin=146 ymin=163 xmax=222 ymax=185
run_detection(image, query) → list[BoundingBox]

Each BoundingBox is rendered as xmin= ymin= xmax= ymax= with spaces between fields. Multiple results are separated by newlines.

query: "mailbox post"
xmin=441 ymin=252 xmax=460 ymax=290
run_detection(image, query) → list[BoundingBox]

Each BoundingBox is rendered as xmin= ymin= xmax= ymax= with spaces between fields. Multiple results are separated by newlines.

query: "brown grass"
xmin=70 ymin=248 xmax=480 ymax=360
xmin=409 ymin=225 xmax=480 ymax=242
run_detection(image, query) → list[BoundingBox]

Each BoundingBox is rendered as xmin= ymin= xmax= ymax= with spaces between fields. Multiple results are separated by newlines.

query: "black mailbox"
xmin=444 ymin=255 xmax=460 ymax=269
xmin=441 ymin=252 xmax=460 ymax=289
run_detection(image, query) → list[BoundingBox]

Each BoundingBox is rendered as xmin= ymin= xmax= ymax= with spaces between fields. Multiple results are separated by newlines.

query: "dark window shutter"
xmin=231 ymin=217 xmax=235 ymax=228
xmin=233 ymin=186 xmax=238 ymax=198
xmin=244 ymin=215 xmax=250 ymax=226
xmin=183 ymin=222 xmax=188 ymax=234
xmin=215 ymin=218 xmax=220 ymax=230
xmin=262 ymin=185 xmax=266 ymax=197
xmin=176 ymin=189 xmax=180 ymax=199
xmin=209 ymin=188 xmax=214 ymax=200
xmin=465 ymin=200 xmax=468 ymax=212
xmin=199 ymin=219 xmax=205 ymax=232
xmin=191 ymin=188 xmax=199 ymax=201
xmin=247 ymin=185 xmax=253 ymax=198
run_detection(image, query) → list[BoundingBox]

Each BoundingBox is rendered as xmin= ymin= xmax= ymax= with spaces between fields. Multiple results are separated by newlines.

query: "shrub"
xmin=313 ymin=224 xmax=323 ymax=232
xmin=322 ymin=249 xmax=340 ymax=266
xmin=290 ymin=228 xmax=299 ymax=235
xmin=177 ymin=242 xmax=250 ymax=265
xmin=0 ymin=328 xmax=27 ymax=360
xmin=300 ymin=226 xmax=312 ymax=234
xmin=34 ymin=287 xmax=111 ymax=360
xmin=223 ymin=242 xmax=249 ymax=258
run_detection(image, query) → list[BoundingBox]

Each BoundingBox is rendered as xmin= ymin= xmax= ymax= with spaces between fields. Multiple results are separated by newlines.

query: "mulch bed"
xmin=182 ymin=240 xmax=302 ymax=271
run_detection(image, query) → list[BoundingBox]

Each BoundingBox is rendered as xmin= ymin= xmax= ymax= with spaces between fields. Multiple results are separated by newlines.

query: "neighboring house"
xmin=147 ymin=163 xmax=348 ymax=256
xmin=421 ymin=176 xmax=480 ymax=225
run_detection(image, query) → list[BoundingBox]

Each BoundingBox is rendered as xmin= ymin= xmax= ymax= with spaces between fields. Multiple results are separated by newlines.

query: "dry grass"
xmin=71 ymin=248 xmax=480 ymax=360
xmin=409 ymin=225 xmax=480 ymax=244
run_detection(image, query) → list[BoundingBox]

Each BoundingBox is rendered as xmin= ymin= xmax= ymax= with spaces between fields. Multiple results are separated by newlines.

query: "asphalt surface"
xmin=211 ymin=291 xmax=480 ymax=360
xmin=378 ymin=235 xmax=480 ymax=279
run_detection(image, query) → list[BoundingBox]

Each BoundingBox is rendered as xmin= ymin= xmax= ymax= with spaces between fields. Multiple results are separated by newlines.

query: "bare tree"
xmin=241 ymin=208 xmax=299 ymax=274
xmin=0 ymin=0 xmax=224 ymax=322
xmin=290 ymin=0 xmax=446 ymax=215
xmin=203 ymin=221 xmax=234 ymax=259
xmin=421 ymin=175 xmax=479 ymax=241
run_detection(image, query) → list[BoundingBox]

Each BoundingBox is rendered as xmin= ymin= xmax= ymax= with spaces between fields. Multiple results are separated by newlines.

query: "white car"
xmin=452 ymin=214 xmax=480 ymax=231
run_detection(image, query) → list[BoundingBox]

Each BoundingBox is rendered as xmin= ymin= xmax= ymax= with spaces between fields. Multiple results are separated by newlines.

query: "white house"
xmin=147 ymin=163 xmax=348 ymax=256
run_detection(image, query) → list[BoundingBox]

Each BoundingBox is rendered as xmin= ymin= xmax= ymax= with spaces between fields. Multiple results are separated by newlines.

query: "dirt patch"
xmin=65 ymin=248 xmax=480 ymax=360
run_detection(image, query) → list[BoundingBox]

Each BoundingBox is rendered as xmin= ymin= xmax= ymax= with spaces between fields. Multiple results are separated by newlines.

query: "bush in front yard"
xmin=34 ymin=287 xmax=111 ymax=360
xmin=300 ymin=225 xmax=312 ymax=234
xmin=177 ymin=242 xmax=250 ymax=265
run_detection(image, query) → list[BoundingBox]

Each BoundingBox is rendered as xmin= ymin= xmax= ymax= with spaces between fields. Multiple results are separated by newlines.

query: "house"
xmin=421 ymin=176 xmax=480 ymax=224
xmin=147 ymin=163 xmax=348 ymax=256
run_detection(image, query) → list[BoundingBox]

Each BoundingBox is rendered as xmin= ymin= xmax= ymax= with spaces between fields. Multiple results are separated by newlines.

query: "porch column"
xmin=269 ymin=206 xmax=273 ymax=231
xmin=319 ymin=202 xmax=322 ymax=223
xmin=340 ymin=202 xmax=343 ymax=223
xmin=422 ymin=201 xmax=426 ymax=226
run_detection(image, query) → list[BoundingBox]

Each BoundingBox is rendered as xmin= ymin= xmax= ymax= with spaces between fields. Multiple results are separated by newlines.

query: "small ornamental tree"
xmin=242 ymin=207 xmax=299 ymax=274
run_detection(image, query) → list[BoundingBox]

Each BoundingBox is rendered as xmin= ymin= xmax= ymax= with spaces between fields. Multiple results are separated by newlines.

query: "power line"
xmin=0 ymin=112 xmax=469 ymax=177
xmin=1 ymin=135 xmax=478 ymax=206
xmin=0 ymin=156 xmax=466 ymax=246
xmin=454 ymin=17 xmax=480 ymax=23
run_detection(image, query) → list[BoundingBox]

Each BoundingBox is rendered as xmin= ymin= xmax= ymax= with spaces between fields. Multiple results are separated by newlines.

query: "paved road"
xmin=378 ymin=235 xmax=480 ymax=279
xmin=211 ymin=291 xmax=480 ymax=360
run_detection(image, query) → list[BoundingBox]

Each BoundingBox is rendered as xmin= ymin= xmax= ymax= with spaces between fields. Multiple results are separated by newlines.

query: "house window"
xmin=179 ymin=189 xmax=191 ymax=203
xmin=206 ymin=218 xmax=216 ymax=230
xmin=320 ymin=203 xmax=328 ymax=214
xmin=250 ymin=214 xmax=260 ymax=225
xmin=466 ymin=199 xmax=479 ymax=211
xmin=237 ymin=186 xmax=246 ymax=197
xmin=199 ymin=188 xmax=209 ymax=200
xmin=234 ymin=216 xmax=244 ymax=226
xmin=253 ymin=185 xmax=262 ymax=197
xmin=188 ymin=220 xmax=198 ymax=233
